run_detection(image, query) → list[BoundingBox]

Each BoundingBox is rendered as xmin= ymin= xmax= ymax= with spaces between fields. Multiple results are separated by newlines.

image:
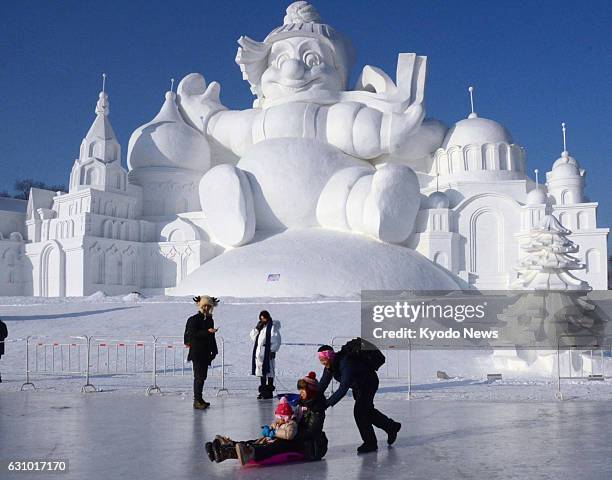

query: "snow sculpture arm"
xmin=326 ymin=102 xmax=424 ymax=160
xmin=326 ymin=53 xmax=428 ymax=160
xmin=178 ymin=73 xmax=257 ymax=157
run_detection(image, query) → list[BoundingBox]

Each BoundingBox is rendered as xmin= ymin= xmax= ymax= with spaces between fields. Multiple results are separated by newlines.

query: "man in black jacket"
xmin=184 ymin=296 xmax=219 ymax=409
xmin=317 ymin=344 xmax=401 ymax=454
xmin=0 ymin=318 xmax=7 ymax=383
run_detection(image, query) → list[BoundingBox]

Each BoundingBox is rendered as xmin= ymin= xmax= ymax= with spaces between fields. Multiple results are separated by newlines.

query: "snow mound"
xmin=170 ymin=228 xmax=461 ymax=297
xmin=84 ymin=291 xmax=107 ymax=302
xmin=122 ymin=292 xmax=144 ymax=303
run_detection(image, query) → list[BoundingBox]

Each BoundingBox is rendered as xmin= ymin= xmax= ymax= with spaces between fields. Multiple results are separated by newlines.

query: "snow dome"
xmin=549 ymin=151 xmax=581 ymax=179
xmin=127 ymin=91 xmax=210 ymax=172
xmin=427 ymin=191 xmax=450 ymax=209
xmin=526 ymin=187 xmax=547 ymax=205
xmin=442 ymin=113 xmax=513 ymax=148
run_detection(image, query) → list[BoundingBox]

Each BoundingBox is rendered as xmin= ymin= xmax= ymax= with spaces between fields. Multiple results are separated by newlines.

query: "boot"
xmin=357 ymin=443 xmax=378 ymax=454
xmin=387 ymin=421 xmax=401 ymax=445
xmin=204 ymin=442 xmax=215 ymax=462
xmin=213 ymin=440 xmax=238 ymax=463
xmin=261 ymin=378 xmax=275 ymax=399
xmin=257 ymin=384 xmax=265 ymax=400
xmin=236 ymin=442 xmax=255 ymax=465
xmin=193 ymin=399 xmax=208 ymax=410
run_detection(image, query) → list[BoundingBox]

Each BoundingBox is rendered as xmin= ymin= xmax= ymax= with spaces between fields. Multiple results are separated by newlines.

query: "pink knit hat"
xmin=274 ymin=397 xmax=294 ymax=420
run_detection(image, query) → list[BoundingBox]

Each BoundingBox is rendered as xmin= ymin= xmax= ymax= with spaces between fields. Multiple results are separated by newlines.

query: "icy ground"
xmin=0 ymin=295 xmax=611 ymax=401
xmin=1 ymin=295 xmax=611 ymax=479
xmin=1 ymin=392 xmax=611 ymax=480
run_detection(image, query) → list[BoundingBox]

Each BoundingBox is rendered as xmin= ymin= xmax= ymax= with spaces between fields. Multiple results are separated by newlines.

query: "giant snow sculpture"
xmin=1 ymin=1 xmax=608 ymax=297
xmin=170 ymin=1 xmax=461 ymax=295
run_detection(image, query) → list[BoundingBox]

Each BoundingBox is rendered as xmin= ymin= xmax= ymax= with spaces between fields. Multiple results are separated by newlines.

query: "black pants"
xmin=253 ymin=439 xmax=300 ymax=462
xmin=353 ymin=374 xmax=394 ymax=445
xmin=192 ymin=360 xmax=209 ymax=401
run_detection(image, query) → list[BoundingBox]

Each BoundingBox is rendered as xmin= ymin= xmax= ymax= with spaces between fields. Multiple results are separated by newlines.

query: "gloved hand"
xmin=261 ymin=425 xmax=276 ymax=438
xmin=256 ymin=321 xmax=266 ymax=331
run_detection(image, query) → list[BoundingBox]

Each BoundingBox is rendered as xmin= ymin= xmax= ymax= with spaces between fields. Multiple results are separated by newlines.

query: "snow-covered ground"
xmin=1 ymin=294 xmax=611 ymax=401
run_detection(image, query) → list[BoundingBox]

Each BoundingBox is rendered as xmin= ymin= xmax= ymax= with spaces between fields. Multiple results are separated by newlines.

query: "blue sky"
xmin=1 ymin=0 xmax=610 ymax=236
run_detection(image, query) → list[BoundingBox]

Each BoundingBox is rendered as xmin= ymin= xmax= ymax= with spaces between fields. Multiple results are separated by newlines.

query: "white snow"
xmin=1 ymin=295 xmax=610 ymax=401
xmin=170 ymin=228 xmax=461 ymax=297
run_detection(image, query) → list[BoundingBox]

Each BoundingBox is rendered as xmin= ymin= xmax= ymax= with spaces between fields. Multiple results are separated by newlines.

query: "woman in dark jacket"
xmin=184 ymin=296 xmax=219 ymax=409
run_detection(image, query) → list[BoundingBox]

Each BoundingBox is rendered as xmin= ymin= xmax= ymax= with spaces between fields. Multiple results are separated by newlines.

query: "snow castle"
xmin=0 ymin=1 xmax=608 ymax=297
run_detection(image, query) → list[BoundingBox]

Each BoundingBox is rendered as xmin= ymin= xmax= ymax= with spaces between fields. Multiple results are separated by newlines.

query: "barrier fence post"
xmin=21 ymin=336 xmax=35 ymax=391
xmin=81 ymin=336 xmax=96 ymax=393
xmin=216 ymin=336 xmax=229 ymax=396
xmin=407 ymin=340 xmax=412 ymax=400
xmin=147 ymin=336 xmax=161 ymax=395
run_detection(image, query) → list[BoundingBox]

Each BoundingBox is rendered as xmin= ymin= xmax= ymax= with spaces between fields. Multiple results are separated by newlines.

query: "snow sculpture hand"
xmin=388 ymin=103 xmax=426 ymax=157
xmin=177 ymin=73 xmax=227 ymax=133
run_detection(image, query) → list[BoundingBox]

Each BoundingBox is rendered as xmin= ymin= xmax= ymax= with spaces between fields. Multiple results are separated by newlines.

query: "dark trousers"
xmin=192 ymin=360 xmax=209 ymax=401
xmin=259 ymin=376 xmax=274 ymax=387
xmin=353 ymin=374 xmax=394 ymax=445
xmin=253 ymin=439 xmax=300 ymax=462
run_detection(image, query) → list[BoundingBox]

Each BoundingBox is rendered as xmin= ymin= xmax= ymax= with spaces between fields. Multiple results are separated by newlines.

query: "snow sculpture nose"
xmin=281 ymin=58 xmax=305 ymax=80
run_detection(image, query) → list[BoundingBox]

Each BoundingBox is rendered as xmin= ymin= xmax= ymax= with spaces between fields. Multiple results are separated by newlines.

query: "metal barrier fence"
xmin=556 ymin=334 xmax=612 ymax=400
xmin=20 ymin=335 xmax=91 ymax=392
xmin=147 ymin=336 xmax=228 ymax=396
xmin=10 ymin=333 xmax=612 ymax=400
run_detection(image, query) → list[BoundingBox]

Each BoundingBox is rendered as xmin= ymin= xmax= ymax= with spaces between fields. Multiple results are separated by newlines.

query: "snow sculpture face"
xmin=260 ymin=37 xmax=344 ymax=100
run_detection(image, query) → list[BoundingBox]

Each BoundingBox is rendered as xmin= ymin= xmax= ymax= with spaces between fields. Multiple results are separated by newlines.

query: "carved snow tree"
xmin=513 ymin=214 xmax=589 ymax=291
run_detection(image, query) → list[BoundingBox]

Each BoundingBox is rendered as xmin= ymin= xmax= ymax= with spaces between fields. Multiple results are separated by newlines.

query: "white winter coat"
xmin=250 ymin=320 xmax=282 ymax=378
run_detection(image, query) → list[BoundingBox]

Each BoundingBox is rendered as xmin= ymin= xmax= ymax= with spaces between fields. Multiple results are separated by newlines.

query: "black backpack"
xmin=339 ymin=337 xmax=385 ymax=372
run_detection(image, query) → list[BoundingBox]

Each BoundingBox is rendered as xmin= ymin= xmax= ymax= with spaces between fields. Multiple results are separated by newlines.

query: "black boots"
xmin=387 ymin=421 xmax=402 ymax=445
xmin=257 ymin=378 xmax=275 ymax=399
xmin=357 ymin=443 xmax=378 ymax=454
xmin=205 ymin=436 xmax=238 ymax=463
xmin=193 ymin=399 xmax=210 ymax=410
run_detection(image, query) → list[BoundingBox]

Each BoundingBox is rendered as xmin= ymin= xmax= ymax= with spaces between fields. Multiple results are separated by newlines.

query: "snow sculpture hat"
xmin=274 ymin=396 xmax=294 ymax=420
xmin=235 ymin=1 xmax=355 ymax=98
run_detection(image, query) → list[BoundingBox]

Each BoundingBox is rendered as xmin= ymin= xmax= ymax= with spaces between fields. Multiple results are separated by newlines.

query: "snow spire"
xmin=95 ymin=73 xmax=109 ymax=117
xmin=467 ymin=85 xmax=477 ymax=119
xmin=534 ymin=169 xmax=539 ymax=188
xmin=79 ymin=78 xmax=119 ymax=164
xmin=170 ymin=77 xmax=175 ymax=93
xmin=561 ymin=122 xmax=568 ymax=154
xmin=512 ymin=214 xmax=590 ymax=291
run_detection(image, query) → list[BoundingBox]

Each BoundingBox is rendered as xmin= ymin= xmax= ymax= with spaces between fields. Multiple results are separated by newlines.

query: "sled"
xmin=276 ymin=393 xmax=300 ymax=407
xmin=246 ymin=451 xmax=305 ymax=467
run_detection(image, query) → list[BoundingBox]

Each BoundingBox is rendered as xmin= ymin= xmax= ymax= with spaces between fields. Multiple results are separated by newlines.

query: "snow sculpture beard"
xmin=260 ymin=37 xmax=345 ymax=101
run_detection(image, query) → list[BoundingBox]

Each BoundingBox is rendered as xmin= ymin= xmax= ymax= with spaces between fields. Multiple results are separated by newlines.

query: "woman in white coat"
xmin=250 ymin=310 xmax=282 ymax=399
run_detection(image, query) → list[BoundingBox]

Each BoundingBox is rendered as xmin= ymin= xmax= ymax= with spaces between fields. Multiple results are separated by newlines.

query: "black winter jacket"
xmin=0 ymin=319 xmax=7 ymax=357
xmin=318 ymin=352 xmax=376 ymax=407
xmin=184 ymin=312 xmax=218 ymax=364
xmin=295 ymin=396 xmax=326 ymax=441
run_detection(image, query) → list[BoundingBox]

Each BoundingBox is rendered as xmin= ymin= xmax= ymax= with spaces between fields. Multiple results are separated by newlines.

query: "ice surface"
xmin=1 ymin=392 xmax=611 ymax=480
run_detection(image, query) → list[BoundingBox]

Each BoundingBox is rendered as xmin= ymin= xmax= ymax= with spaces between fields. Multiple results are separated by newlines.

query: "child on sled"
xmin=205 ymin=372 xmax=327 ymax=465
